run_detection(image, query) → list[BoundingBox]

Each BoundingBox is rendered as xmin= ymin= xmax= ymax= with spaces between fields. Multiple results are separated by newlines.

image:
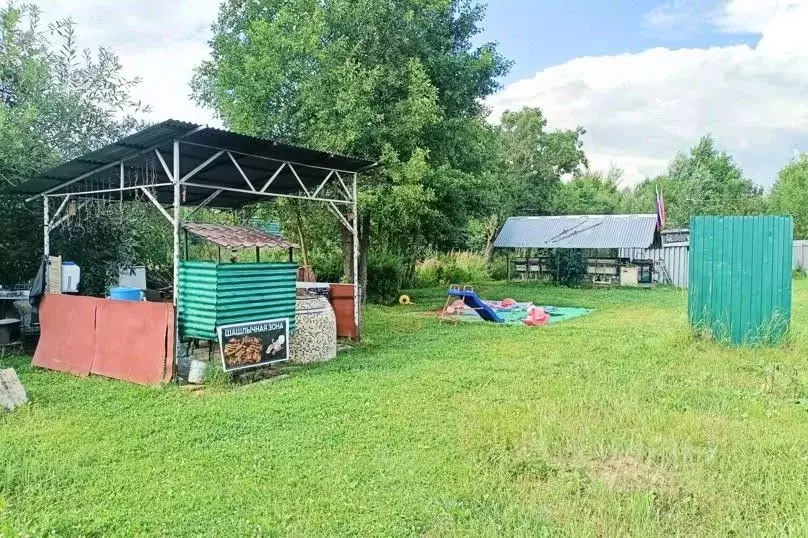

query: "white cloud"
xmin=645 ymin=1 xmax=694 ymax=28
xmin=24 ymin=0 xmax=808 ymax=187
xmin=31 ymin=0 xmax=221 ymax=126
xmin=489 ymin=0 xmax=808 ymax=187
xmin=643 ymin=0 xmax=717 ymax=37
xmin=716 ymin=0 xmax=802 ymax=33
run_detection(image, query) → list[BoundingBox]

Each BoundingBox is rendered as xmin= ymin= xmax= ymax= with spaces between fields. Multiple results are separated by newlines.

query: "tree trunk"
xmin=359 ymin=212 xmax=369 ymax=303
xmin=293 ymin=201 xmax=309 ymax=267
xmin=484 ymin=238 xmax=496 ymax=265
xmin=405 ymin=253 xmax=417 ymax=288
xmin=342 ymin=212 xmax=369 ymax=304
xmin=342 ymin=224 xmax=352 ymax=280
xmin=483 ymin=214 xmax=500 ymax=264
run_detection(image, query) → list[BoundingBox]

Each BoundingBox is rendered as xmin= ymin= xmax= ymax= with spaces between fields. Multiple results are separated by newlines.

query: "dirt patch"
xmin=590 ymin=455 xmax=672 ymax=492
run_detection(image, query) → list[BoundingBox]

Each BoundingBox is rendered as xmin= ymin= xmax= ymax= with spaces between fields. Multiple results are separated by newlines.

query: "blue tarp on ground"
xmin=458 ymin=301 xmax=592 ymax=325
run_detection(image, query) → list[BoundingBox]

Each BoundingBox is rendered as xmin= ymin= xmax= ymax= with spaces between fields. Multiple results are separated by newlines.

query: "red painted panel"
xmin=92 ymin=301 xmax=173 ymax=385
xmin=32 ymin=294 xmax=101 ymax=376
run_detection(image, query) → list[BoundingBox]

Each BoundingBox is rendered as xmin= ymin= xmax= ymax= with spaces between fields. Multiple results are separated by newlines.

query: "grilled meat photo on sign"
xmin=223 ymin=335 xmax=263 ymax=366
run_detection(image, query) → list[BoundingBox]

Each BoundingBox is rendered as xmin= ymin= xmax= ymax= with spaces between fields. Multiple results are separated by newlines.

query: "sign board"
xmin=217 ymin=318 xmax=290 ymax=372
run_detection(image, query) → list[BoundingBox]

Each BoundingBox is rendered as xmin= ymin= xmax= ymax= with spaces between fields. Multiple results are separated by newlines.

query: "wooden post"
xmin=556 ymin=250 xmax=560 ymax=285
xmin=506 ymin=251 xmax=510 ymax=282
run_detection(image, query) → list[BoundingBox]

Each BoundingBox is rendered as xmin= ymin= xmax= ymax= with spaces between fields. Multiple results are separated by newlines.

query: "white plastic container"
xmin=61 ymin=262 xmax=80 ymax=293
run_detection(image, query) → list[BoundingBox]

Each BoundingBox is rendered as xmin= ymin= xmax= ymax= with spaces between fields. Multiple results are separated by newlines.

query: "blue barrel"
xmin=108 ymin=287 xmax=143 ymax=301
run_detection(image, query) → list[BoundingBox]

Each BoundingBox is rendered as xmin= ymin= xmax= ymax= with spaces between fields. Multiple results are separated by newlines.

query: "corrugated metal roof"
xmin=494 ymin=214 xmax=658 ymax=249
xmin=12 ymin=119 xmax=376 ymax=209
xmin=184 ymin=223 xmax=296 ymax=249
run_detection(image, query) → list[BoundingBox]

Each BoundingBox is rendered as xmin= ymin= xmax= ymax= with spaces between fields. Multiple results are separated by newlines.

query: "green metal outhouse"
xmin=688 ymin=216 xmax=792 ymax=346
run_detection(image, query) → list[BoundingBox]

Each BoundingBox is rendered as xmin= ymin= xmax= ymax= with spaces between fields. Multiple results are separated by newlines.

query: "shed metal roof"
xmin=184 ymin=223 xmax=297 ymax=249
xmin=494 ymin=214 xmax=659 ymax=249
xmin=12 ymin=120 xmax=375 ymax=209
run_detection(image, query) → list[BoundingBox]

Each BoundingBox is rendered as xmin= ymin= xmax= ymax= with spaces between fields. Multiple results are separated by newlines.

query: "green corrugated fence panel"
xmin=689 ymin=216 xmax=792 ymax=346
xmin=178 ymin=261 xmax=298 ymax=341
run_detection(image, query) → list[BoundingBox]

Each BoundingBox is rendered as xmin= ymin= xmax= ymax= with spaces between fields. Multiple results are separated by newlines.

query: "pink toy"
xmin=523 ymin=306 xmax=550 ymax=327
xmin=500 ymin=298 xmax=517 ymax=308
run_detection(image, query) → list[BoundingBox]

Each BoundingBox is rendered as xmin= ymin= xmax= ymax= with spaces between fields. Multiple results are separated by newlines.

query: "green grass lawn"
xmin=3 ymin=281 xmax=808 ymax=536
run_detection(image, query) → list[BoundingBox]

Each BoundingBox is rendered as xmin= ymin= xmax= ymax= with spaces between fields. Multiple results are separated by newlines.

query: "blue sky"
xmin=32 ymin=0 xmax=808 ymax=187
xmin=480 ymin=1 xmax=759 ymax=85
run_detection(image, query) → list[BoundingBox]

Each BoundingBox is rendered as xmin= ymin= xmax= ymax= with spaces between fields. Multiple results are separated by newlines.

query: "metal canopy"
xmin=494 ymin=214 xmax=659 ymax=249
xmin=30 ymin=119 xmax=370 ymax=361
xmin=14 ymin=119 xmax=375 ymax=209
xmin=184 ymin=223 xmax=297 ymax=249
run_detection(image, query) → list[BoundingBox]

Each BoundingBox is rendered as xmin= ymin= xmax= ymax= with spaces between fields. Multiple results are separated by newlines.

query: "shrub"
xmin=488 ymin=254 xmax=508 ymax=281
xmin=414 ymin=251 xmax=489 ymax=288
xmin=547 ymin=249 xmax=587 ymax=287
xmin=414 ymin=257 xmax=440 ymax=288
xmin=309 ymin=250 xmax=343 ymax=283
xmin=366 ymin=253 xmax=405 ymax=304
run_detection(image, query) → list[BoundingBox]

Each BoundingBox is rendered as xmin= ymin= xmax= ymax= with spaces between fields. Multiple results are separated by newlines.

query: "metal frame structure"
xmin=25 ymin=123 xmax=372 ymax=367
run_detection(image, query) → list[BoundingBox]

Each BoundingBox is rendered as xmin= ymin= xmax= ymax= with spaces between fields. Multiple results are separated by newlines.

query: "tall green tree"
xmin=554 ymin=167 xmax=623 ymax=216
xmin=477 ymin=107 xmax=587 ymax=261
xmin=193 ymin=0 xmax=510 ymax=287
xmin=770 ymin=154 xmax=808 ymax=239
xmin=622 ymin=136 xmax=765 ymax=228
xmin=0 ymin=3 xmax=148 ymax=285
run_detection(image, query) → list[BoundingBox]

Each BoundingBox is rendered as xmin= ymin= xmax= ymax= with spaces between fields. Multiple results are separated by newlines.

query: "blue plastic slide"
xmin=447 ymin=289 xmax=505 ymax=323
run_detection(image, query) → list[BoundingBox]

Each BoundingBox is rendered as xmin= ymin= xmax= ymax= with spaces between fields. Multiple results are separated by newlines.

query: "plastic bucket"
xmin=108 ymin=287 xmax=143 ymax=302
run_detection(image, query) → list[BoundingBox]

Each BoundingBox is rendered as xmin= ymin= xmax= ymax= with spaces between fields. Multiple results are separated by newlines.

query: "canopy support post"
xmin=172 ymin=140 xmax=181 ymax=380
xmin=120 ymin=161 xmax=125 ymax=205
xmin=352 ymin=172 xmax=360 ymax=336
xmin=49 ymin=195 xmax=71 ymax=226
xmin=43 ymin=196 xmax=50 ymax=289
xmin=172 ymin=140 xmax=181 ymax=306
xmin=140 ymin=187 xmax=175 ymax=225
xmin=187 ymin=189 xmax=223 ymax=218
xmin=51 ymin=201 xmax=88 ymax=232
